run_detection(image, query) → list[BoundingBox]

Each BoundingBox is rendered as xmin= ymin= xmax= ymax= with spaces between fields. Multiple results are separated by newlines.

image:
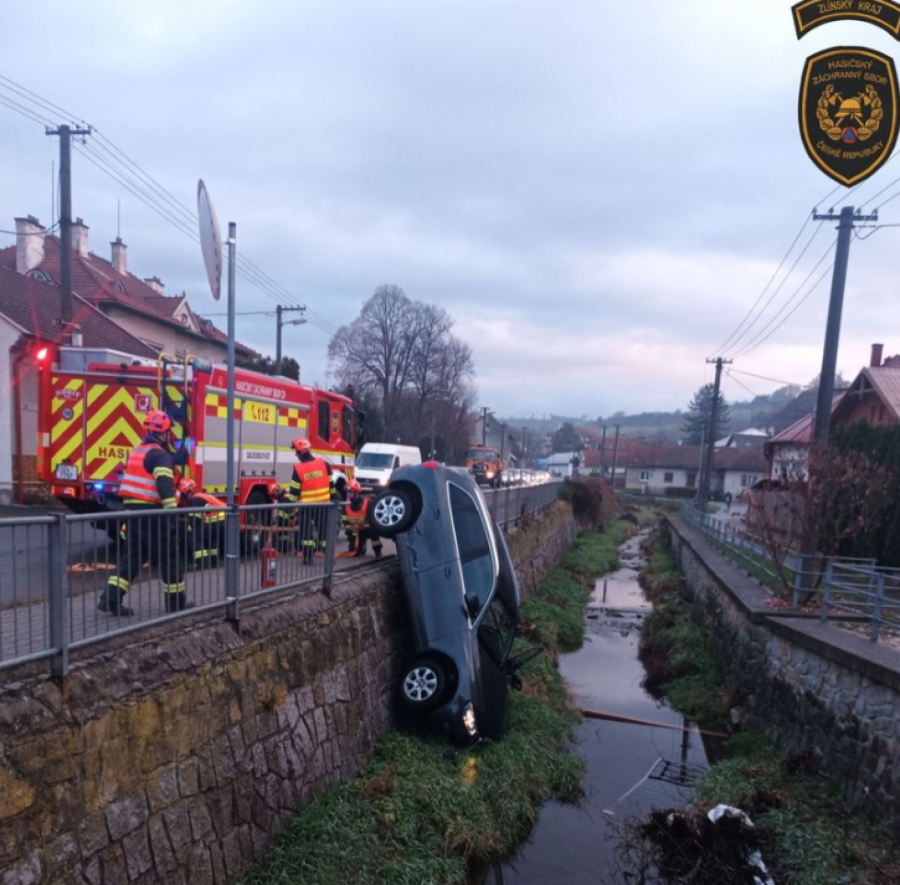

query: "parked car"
xmin=370 ymin=463 xmax=539 ymax=743
xmin=354 ymin=443 xmax=422 ymax=494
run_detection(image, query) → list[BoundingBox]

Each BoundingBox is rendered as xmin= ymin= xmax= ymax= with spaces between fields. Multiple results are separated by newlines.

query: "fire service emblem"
xmin=799 ymin=46 xmax=899 ymax=185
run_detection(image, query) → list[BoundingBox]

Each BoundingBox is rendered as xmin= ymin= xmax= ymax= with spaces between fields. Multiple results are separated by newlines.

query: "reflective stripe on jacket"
xmin=119 ymin=443 xmax=167 ymax=505
xmin=344 ymin=497 xmax=370 ymax=528
xmin=188 ymin=492 xmax=226 ymax=522
xmin=289 ymin=458 xmax=333 ymax=504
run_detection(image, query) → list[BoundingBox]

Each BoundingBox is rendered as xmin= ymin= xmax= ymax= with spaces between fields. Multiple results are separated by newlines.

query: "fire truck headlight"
xmin=486 ymin=471 xmax=495 ymax=479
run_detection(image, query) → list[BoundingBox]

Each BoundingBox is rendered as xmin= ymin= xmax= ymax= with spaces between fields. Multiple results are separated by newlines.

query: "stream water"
xmin=488 ymin=528 xmax=713 ymax=884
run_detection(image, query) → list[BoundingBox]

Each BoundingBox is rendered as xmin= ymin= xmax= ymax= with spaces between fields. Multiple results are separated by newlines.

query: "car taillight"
xmin=422 ymin=461 xmax=438 ymax=469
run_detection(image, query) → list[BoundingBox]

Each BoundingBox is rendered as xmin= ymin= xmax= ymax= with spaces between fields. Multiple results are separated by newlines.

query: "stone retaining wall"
xmin=668 ymin=516 xmax=900 ymax=829
xmin=0 ymin=499 xmax=581 ymax=885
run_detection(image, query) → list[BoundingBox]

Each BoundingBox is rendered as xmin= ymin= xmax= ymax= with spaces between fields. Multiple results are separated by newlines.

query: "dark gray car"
xmin=370 ymin=463 xmax=538 ymax=744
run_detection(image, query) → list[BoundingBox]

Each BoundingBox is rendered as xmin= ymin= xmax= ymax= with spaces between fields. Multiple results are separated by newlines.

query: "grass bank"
xmin=635 ymin=524 xmax=899 ymax=884
xmin=695 ymin=732 xmax=899 ymax=885
xmin=241 ymin=517 xmax=633 ymax=885
xmin=638 ymin=529 xmax=730 ymax=725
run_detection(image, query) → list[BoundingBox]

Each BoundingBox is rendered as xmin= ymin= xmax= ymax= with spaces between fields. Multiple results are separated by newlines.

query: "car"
xmin=369 ymin=462 xmax=539 ymax=744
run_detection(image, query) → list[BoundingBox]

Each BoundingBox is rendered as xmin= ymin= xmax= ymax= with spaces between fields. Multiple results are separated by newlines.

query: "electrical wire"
xmin=724 ymin=370 xmax=758 ymax=399
xmin=731 ymin=258 xmax=834 ymax=360
xmin=0 ymin=74 xmax=342 ymax=334
xmin=722 ymin=220 xmax=825 ymax=358
xmin=729 ymin=368 xmax=812 ymax=388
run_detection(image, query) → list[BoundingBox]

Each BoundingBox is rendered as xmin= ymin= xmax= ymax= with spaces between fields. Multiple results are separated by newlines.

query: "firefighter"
xmin=99 ymin=410 xmax=188 ymax=616
xmin=343 ymin=480 xmax=383 ymax=558
xmin=285 ymin=437 xmax=335 ymax=565
xmin=177 ymin=478 xmax=225 ymax=569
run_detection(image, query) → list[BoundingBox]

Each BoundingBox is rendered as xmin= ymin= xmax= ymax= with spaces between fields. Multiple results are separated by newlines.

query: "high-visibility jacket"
xmin=186 ymin=492 xmax=226 ymax=523
xmin=288 ymin=457 xmax=333 ymax=504
xmin=344 ymin=496 xmax=370 ymax=529
xmin=119 ymin=442 xmax=177 ymax=508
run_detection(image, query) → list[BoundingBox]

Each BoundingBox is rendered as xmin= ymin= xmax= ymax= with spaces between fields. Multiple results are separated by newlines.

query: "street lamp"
xmin=275 ymin=306 xmax=307 ymax=376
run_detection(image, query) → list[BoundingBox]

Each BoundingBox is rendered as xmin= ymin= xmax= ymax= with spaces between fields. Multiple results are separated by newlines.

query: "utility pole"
xmin=275 ymin=305 xmax=306 ymax=376
xmin=46 ymin=124 xmax=91 ymax=339
xmin=611 ymin=425 xmax=620 ymax=488
xmin=811 ymin=206 xmax=876 ymax=442
xmin=599 ymin=425 xmax=607 ymax=476
xmin=481 ymin=407 xmax=490 ymax=446
xmin=697 ymin=357 xmax=732 ymax=511
xmin=500 ymin=422 xmax=506 ymax=459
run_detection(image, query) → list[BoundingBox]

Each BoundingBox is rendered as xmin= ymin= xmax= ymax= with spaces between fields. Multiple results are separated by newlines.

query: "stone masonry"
xmin=668 ymin=515 xmax=900 ymax=830
xmin=0 ymin=500 xmax=581 ymax=885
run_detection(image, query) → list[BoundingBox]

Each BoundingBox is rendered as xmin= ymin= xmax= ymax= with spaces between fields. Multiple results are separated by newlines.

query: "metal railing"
xmin=679 ymin=504 xmax=900 ymax=643
xmin=483 ymin=481 xmax=563 ymax=527
xmin=0 ymin=501 xmax=342 ymax=677
xmin=0 ymin=481 xmax=565 ymax=677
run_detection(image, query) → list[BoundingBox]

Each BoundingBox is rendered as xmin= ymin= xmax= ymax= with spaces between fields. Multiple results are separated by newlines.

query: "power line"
xmin=724 ymin=370 xmax=758 ymax=399
xmin=731 ymin=259 xmax=834 ymax=360
xmin=729 ymin=368 xmax=811 ymax=388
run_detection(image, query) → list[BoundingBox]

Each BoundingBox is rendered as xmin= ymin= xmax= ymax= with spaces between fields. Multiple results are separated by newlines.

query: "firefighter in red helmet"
xmin=285 ymin=436 xmax=335 ymax=564
xmin=177 ymin=478 xmax=225 ymax=569
xmin=99 ymin=410 xmax=189 ymax=615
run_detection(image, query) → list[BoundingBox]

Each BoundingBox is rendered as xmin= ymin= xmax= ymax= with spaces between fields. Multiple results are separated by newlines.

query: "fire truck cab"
xmin=38 ymin=346 xmax=358 ymax=514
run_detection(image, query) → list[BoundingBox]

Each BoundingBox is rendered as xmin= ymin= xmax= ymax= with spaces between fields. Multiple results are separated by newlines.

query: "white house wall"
xmin=0 ymin=318 xmax=20 ymax=500
xmin=625 ymin=466 xmax=690 ymax=494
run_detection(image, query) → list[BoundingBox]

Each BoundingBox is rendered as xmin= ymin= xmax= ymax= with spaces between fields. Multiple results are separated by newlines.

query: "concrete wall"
xmin=0 ymin=501 xmax=581 ymax=885
xmin=668 ymin=516 xmax=900 ymax=829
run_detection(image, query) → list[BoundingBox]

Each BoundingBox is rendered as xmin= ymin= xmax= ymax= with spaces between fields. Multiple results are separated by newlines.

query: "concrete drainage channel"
xmin=484 ymin=527 xmax=716 ymax=884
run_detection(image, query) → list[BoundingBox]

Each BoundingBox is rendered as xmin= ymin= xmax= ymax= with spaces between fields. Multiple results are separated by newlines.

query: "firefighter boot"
xmin=164 ymin=591 xmax=195 ymax=614
xmin=98 ymin=583 xmax=134 ymax=617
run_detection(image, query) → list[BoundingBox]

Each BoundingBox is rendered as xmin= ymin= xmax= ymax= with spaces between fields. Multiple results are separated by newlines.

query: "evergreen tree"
xmin=551 ymin=421 xmax=583 ymax=453
xmin=682 ymin=384 xmax=730 ymax=445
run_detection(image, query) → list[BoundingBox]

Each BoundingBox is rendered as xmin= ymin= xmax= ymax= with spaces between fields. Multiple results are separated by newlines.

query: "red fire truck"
xmin=37 ymin=346 xmax=358 ymax=515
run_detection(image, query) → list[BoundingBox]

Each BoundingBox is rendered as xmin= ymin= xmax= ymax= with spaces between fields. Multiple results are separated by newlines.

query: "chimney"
xmin=110 ymin=237 xmax=127 ymax=274
xmin=143 ymin=276 xmax=165 ymax=295
xmin=14 ymin=215 xmax=45 ymax=274
xmin=71 ymin=217 xmax=89 ymax=257
xmin=870 ymin=343 xmax=884 ymax=368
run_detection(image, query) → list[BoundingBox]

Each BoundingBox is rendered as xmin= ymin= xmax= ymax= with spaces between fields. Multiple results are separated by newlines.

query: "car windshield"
xmin=357 ymin=453 xmax=394 ymax=469
xmin=467 ymin=450 xmax=496 ymax=462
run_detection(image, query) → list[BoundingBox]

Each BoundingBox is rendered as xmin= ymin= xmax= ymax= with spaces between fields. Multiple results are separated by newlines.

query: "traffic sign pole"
xmin=225 ymin=221 xmax=239 ymax=623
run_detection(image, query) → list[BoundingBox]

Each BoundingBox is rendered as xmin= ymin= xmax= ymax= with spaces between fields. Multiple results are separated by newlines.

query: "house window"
xmin=27 ymin=269 xmax=52 ymax=283
xmin=686 ymin=472 xmax=696 ymax=488
xmin=639 ymin=471 xmax=650 ymax=482
xmin=663 ymin=472 xmax=674 ymax=483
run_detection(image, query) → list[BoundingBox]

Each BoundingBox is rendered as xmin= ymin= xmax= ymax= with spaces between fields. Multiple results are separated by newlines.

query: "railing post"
xmin=48 ymin=514 xmax=69 ymax=679
xmin=322 ymin=503 xmax=339 ymax=599
xmin=225 ymin=503 xmax=240 ymax=623
xmin=871 ymin=574 xmax=885 ymax=642
xmin=791 ymin=566 xmax=803 ymax=611
xmin=821 ymin=560 xmax=834 ymax=622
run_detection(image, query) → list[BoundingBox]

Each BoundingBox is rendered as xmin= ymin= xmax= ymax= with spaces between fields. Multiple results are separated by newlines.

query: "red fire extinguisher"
xmin=260 ymin=534 xmax=278 ymax=588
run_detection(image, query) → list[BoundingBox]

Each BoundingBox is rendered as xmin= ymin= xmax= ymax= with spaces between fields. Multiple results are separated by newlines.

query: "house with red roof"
xmin=766 ymin=344 xmax=900 ymax=481
xmin=0 ymin=215 xmax=254 ymax=363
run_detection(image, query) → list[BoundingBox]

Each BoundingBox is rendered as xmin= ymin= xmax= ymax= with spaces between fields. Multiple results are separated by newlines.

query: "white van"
xmin=355 ymin=443 xmax=422 ymax=493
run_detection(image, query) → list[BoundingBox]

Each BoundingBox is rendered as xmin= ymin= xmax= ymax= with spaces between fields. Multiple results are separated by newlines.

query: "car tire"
xmin=371 ymin=489 xmax=416 ymax=537
xmin=400 ymin=658 xmax=446 ymax=711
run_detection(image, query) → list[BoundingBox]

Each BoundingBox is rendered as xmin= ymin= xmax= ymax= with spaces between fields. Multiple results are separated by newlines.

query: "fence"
xmin=484 ymin=480 xmax=563 ymax=527
xmin=679 ymin=503 xmax=900 ymax=643
xmin=0 ymin=481 xmax=563 ymax=677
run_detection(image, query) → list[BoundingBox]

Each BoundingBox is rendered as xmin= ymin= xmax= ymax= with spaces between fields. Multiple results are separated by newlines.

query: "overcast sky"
xmin=2 ymin=1 xmax=899 ymax=419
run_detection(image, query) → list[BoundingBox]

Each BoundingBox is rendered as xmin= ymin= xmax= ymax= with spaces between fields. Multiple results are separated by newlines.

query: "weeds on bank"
xmin=240 ymin=516 xmax=651 ymax=885
xmin=638 ymin=531 xmax=730 ymax=725
xmin=696 ymin=733 xmax=900 ymax=885
xmin=562 ymin=518 xmax=633 ymax=582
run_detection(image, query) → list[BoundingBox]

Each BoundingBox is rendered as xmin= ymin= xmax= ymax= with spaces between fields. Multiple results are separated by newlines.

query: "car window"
xmin=318 ymin=401 xmax=330 ymax=439
xmin=449 ymin=483 xmax=494 ymax=616
xmin=393 ymin=456 xmax=400 ymax=470
xmin=342 ymin=407 xmax=353 ymax=445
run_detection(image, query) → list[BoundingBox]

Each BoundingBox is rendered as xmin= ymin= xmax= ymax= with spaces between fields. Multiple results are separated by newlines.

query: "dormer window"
xmin=113 ymin=281 xmax=125 ymax=293
xmin=27 ymin=269 xmax=52 ymax=283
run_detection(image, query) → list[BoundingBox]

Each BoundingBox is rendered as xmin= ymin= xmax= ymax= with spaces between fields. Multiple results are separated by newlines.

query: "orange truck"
xmin=465 ymin=445 xmax=504 ymax=488
xmin=36 ymin=346 xmax=359 ymax=518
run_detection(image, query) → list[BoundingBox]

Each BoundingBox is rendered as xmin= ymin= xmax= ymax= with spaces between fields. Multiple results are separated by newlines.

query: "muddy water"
xmin=492 ymin=528 xmax=711 ymax=885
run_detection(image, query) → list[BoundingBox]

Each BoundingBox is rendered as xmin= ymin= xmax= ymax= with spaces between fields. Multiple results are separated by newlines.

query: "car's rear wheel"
xmin=371 ymin=489 xmax=416 ymax=537
xmin=400 ymin=658 xmax=446 ymax=711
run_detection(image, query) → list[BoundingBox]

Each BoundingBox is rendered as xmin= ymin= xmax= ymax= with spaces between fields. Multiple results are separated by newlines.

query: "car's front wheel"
xmin=400 ymin=658 xmax=446 ymax=711
xmin=371 ymin=489 xmax=416 ymax=537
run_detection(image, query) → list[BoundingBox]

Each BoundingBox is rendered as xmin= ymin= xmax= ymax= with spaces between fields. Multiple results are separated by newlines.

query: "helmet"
xmin=292 ymin=437 xmax=312 ymax=455
xmin=177 ymin=478 xmax=196 ymax=497
xmin=145 ymin=410 xmax=172 ymax=434
xmin=267 ymin=482 xmax=283 ymax=499
xmin=348 ymin=480 xmax=362 ymax=494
